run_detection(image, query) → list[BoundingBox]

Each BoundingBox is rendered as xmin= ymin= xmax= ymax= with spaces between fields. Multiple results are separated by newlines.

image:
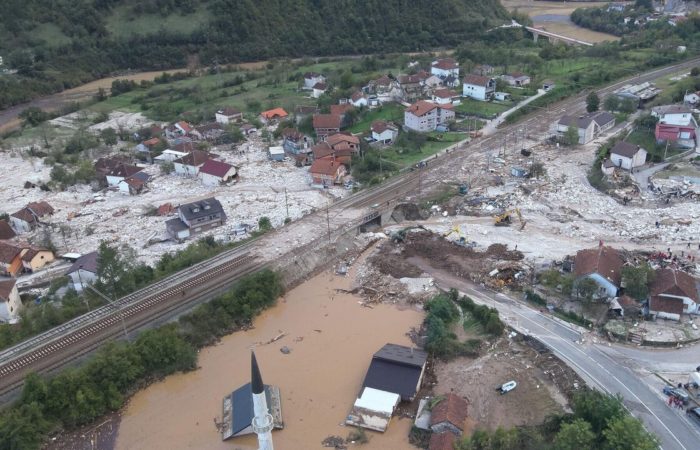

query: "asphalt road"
xmin=430 ymin=271 xmax=700 ymax=450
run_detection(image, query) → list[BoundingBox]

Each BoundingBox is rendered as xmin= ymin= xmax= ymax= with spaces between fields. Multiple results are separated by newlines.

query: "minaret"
xmin=251 ymin=352 xmax=274 ymax=450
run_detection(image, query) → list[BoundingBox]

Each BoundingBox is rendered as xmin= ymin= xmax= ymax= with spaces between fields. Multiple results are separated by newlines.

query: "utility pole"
xmin=326 ymin=202 xmax=331 ymax=243
xmin=664 ymin=140 xmax=669 ymax=160
xmin=284 ymin=187 xmax=289 ymax=220
xmin=85 ymin=284 xmax=128 ymax=339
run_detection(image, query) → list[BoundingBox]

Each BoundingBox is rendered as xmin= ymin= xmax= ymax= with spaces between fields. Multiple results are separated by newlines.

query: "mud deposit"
xmin=114 ymin=268 xmax=423 ymax=450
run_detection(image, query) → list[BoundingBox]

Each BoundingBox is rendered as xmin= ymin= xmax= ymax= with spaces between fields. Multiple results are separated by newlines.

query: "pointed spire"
xmin=251 ymin=351 xmax=264 ymax=394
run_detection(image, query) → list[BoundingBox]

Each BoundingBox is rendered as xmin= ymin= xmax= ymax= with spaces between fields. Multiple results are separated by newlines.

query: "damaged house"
xmin=573 ymin=246 xmax=623 ymax=298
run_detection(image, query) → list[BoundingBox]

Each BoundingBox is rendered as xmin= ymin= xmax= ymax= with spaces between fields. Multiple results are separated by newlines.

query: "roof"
xmin=178 ymin=197 xmax=226 ymax=222
xmin=229 ymin=382 xmax=274 ymax=436
xmin=66 ymin=251 xmax=99 ymax=275
xmin=559 ymin=111 xmax=614 ymax=129
xmin=0 ymin=279 xmax=17 ymax=302
xmin=361 ymin=344 xmax=428 ymax=401
xmin=405 ymin=100 xmax=440 ymax=117
xmin=505 ymin=72 xmax=529 ymax=79
xmin=282 ymin=128 xmax=304 ymax=141
xmin=650 ymin=296 xmax=684 ymax=315
xmin=313 ymin=114 xmax=342 ymax=130
xmin=429 ymin=432 xmax=457 ymax=450
xmin=326 ymin=133 xmax=359 ymax=147
xmin=602 ymin=158 xmax=616 ymax=169
xmin=371 ymin=75 xmax=393 ymax=86
xmin=330 ymin=104 xmax=354 ymax=116
xmin=652 ymin=105 xmax=692 ymax=116
xmin=94 ymin=157 xmax=127 ymax=174
xmin=611 ymin=141 xmax=642 ymax=158
xmin=27 ymin=201 xmax=54 ymax=217
xmin=371 ymin=120 xmax=396 ymax=134
xmin=432 ymin=58 xmax=458 ymax=70
xmin=351 ymin=91 xmax=365 ymax=102
xmin=177 ymin=121 xmax=192 ymax=132
xmin=592 ymin=111 xmax=615 ymax=127
xmin=260 ymin=108 xmax=288 ymax=120
xmin=21 ymin=247 xmax=50 ymax=262
xmin=311 ymin=142 xmax=333 ymax=159
xmin=165 ymin=217 xmax=189 ymax=233
xmin=173 ymin=141 xmax=197 ymax=153
xmin=217 ymin=107 xmax=241 ymax=116
xmin=108 ymin=164 xmax=142 ymax=178
xmin=433 ymin=89 xmax=456 ymax=99
xmin=269 ymin=146 xmax=285 ymax=155
xmin=295 ymin=105 xmax=318 ymax=115
xmin=10 ymin=208 xmax=35 ymax=224
xmin=0 ymin=242 xmax=22 ymax=264
xmin=0 ymin=220 xmax=16 ymax=240
xmin=310 ymin=158 xmax=345 ymax=176
xmin=574 ymin=246 xmax=623 ymax=285
xmin=353 ymin=387 xmax=400 ymax=415
xmin=312 ymin=82 xmax=327 ymax=90
xmin=199 ymin=159 xmax=236 ymax=178
xmin=175 ymin=150 xmax=211 ymax=167
xmin=463 ymin=74 xmax=492 ymax=87
xmin=397 ymin=74 xmax=421 ymax=85
xmin=651 ymin=269 xmax=699 ymax=303
xmin=430 ymin=393 xmax=469 ymax=430
xmin=143 ymin=137 xmax=160 ymax=147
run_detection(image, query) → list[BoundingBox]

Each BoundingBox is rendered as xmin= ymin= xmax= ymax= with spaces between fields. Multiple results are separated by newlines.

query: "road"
xmin=429 ymin=269 xmax=700 ymax=450
xmin=1 ymin=55 xmax=700 ymax=402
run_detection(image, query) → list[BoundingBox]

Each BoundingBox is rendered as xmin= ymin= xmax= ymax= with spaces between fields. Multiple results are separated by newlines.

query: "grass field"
xmin=454 ymin=99 xmax=511 ymax=118
xmin=381 ymin=132 xmax=468 ymax=167
xmin=31 ymin=23 xmax=72 ymax=48
xmin=626 ymin=129 xmax=684 ymax=162
xmin=349 ymin=104 xmax=404 ymax=134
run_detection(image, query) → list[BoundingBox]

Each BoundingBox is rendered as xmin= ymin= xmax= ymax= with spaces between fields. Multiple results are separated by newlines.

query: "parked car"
xmin=663 ymin=386 xmax=689 ymax=404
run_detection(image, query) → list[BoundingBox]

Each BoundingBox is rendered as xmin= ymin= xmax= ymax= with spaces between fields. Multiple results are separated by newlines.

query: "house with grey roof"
xmin=65 ymin=251 xmax=99 ymax=292
xmin=610 ymin=141 xmax=647 ymax=171
xmin=166 ymin=197 xmax=227 ymax=241
xmin=556 ymin=111 xmax=615 ymax=144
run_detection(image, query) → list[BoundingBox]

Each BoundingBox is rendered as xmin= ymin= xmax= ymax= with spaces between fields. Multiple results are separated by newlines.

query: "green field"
xmin=382 ymin=132 xmax=468 ymax=167
xmin=349 ymin=103 xmax=404 ymax=134
xmin=454 ymin=99 xmax=511 ymax=118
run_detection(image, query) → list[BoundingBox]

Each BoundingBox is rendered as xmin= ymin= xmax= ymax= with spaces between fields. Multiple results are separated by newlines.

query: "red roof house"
xmin=309 ymin=158 xmax=347 ymax=187
xmin=198 ymin=160 xmax=237 ymax=186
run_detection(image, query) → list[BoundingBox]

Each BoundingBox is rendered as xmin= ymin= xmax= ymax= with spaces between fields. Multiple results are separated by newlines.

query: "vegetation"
xmin=586 ymin=92 xmax=600 ymax=113
xmin=0 ymin=0 xmax=507 ymax=109
xmin=0 ymin=269 xmax=282 ymax=450
xmin=457 ymin=389 xmax=658 ymax=450
xmin=621 ymin=264 xmax=655 ymax=301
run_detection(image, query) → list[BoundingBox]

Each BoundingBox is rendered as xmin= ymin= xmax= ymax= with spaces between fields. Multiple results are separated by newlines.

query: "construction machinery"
xmin=493 ymin=208 xmax=527 ymax=230
xmin=390 ymin=225 xmax=426 ymax=243
xmin=443 ymin=225 xmax=468 ymax=246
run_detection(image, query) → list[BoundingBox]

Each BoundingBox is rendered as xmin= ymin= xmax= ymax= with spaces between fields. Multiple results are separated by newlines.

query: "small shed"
xmin=268 ymin=146 xmax=285 ymax=161
xmin=494 ymin=92 xmax=511 ymax=101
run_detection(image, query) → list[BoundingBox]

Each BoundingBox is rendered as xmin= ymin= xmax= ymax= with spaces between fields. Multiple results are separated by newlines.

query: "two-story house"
xmin=649 ymin=268 xmax=699 ymax=320
xmin=462 ymin=75 xmax=495 ymax=101
xmin=396 ymin=74 xmax=423 ymax=103
xmin=215 ymin=107 xmax=242 ymax=125
xmin=303 ymin=72 xmax=326 ymax=90
xmin=9 ymin=201 xmax=55 ymax=233
xmin=0 ymin=279 xmax=23 ymax=323
xmin=173 ymin=150 xmax=213 ymax=177
xmin=609 ymin=141 xmax=647 ymax=171
xmin=166 ymin=197 xmax=227 ymax=241
xmin=371 ymin=121 xmax=399 ymax=144
xmin=313 ymin=114 xmax=342 ymax=141
xmin=431 ymin=58 xmax=460 ymax=80
xmin=404 ymin=101 xmax=455 ymax=133
xmin=282 ymin=128 xmax=311 ymax=155
xmin=652 ymin=104 xmax=700 ymax=149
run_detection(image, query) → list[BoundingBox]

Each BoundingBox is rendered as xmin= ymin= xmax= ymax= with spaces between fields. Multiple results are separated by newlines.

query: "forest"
xmin=0 ymin=0 xmax=507 ymax=109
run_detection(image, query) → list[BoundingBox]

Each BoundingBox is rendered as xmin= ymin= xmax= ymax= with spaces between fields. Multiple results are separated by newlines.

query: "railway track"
xmin=1 ymin=56 xmax=699 ymax=399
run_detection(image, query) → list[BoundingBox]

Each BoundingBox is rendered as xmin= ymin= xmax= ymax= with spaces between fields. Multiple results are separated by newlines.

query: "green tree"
xmin=95 ymin=242 xmax=135 ymax=300
xmin=100 ymin=127 xmax=118 ymax=146
xmin=603 ymin=95 xmax=619 ymax=112
xmin=19 ymin=107 xmax=50 ymax=127
xmin=564 ymin=126 xmax=579 ymax=146
xmin=621 ymin=264 xmax=654 ymax=300
xmin=554 ymin=418 xmax=596 ymax=450
xmin=0 ymin=402 xmax=52 ymax=450
xmin=575 ymin=278 xmax=599 ymax=302
xmin=572 ymin=390 xmax=626 ymax=436
xmin=586 ymin=92 xmax=600 ymax=113
xmin=603 ymin=415 xmax=659 ymax=450
xmin=529 ymin=161 xmax=546 ymax=179
xmin=258 ymin=216 xmax=272 ymax=232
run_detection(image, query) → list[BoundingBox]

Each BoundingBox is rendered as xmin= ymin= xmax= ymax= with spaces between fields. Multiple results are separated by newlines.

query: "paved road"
xmin=428 ymin=270 xmax=700 ymax=450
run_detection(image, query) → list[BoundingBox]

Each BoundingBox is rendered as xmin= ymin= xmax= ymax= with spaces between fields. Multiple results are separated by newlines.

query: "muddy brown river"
xmin=115 ymin=264 xmax=423 ymax=449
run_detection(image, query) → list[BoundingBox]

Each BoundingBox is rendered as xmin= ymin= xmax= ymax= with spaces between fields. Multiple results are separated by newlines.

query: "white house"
xmin=117 ymin=171 xmax=150 ymax=195
xmin=215 ymin=107 xmax=242 ymax=125
xmin=0 ymin=279 xmax=23 ymax=324
xmin=649 ymin=268 xmax=700 ymax=320
xmin=573 ymin=246 xmax=623 ymax=299
xmin=431 ymin=58 xmax=459 ymax=79
xmin=501 ymin=72 xmax=531 ymax=87
xmin=462 ymin=75 xmax=495 ymax=101
xmin=312 ymin=82 xmax=328 ymax=98
xmin=556 ymin=111 xmax=616 ymax=144
xmin=198 ymin=160 xmax=237 ymax=186
xmin=303 ymin=72 xmax=326 ymax=89
xmin=371 ymin=120 xmax=398 ymax=144
xmin=432 ymin=89 xmax=459 ymax=105
xmin=350 ymin=91 xmax=368 ymax=108
xmin=651 ymin=105 xmax=698 ymax=127
xmin=65 ymin=252 xmax=99 ymax=293
xmin=174 ymin=150 xmax=212 ymax=177
xmin=404 ymin=101 xmax=455 ymax=133
xmin=610 ymin=141 xmax=647 ymax=170
xmin=154 ymin=149 xmax=188 ymax=164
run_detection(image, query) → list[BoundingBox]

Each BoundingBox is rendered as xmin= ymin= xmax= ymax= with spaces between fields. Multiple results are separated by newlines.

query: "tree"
xmin=563 ymin=126 xmax=579 ymax=146
xmin=603 ymin=415 xmax=659 ymax=450
xmin=621 ymin=264 xmax=654 ymax=300
xmin=19 ymin=107 xmax=50 ymax=127
xmin=572 ymin=390 xmax=626 ymax=435
xmin=575 ymin=278 xmax=599 ymax=302
xmin=586 ymin=92 xmax=600 ymax=113
xmin=554 ymin=418 xmax=596 ymax=450
xmin=258 ymin=216 xmax=272 ymax=232
xmin=529 ymin=161 xmax=546 ymax=179
xmin=691 ymin=67 xmax=700 ymax=77
xmin=95 ymin=242 xmax=135 ymax=300
xmin=603 ymin=95 xmax=619 ymax=112
xmin=100 ymin=128 xmax=118 ymax=147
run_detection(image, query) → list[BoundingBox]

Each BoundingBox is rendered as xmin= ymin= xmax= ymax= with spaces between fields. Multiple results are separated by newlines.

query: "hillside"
xmin=0 ymin=0 xmax=508 ymax=110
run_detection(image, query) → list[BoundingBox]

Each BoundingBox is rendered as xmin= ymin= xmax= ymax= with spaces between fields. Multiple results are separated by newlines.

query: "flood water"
xmin=115 ymin=263 xmax=424 ymax=449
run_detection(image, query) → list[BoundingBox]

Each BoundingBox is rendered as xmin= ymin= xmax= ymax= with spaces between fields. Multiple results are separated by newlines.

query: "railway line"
xmin=1 ymin=56 xmax=699 ymax=400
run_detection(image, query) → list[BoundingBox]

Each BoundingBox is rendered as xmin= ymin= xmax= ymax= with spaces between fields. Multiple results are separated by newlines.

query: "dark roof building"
xmin=610 ymin=141 xmax=642 ymax=158
xmin=179 ymin=197 xmax=226 ymax=223
xmin=0 ymin=220 xmax=16 ymax=240
xmin=66 ymin=251 xmax=100 ymax=275
xmin=361 ymin=343 xmax=428 ymax=401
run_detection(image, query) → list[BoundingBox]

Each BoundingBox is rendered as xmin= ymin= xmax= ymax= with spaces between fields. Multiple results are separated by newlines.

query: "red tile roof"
xmin=0 ymin=242 xmax=22 ymax=264
xmin=330 ymin=104 xmax=354 ymax=116
xmin=310 ymin=158 xmax=345 ymax=176
xmin=312 ymin=82 xmax=327 ymax=90
xmin=351 ymin=91 xmax=365 ymax=102
xmin=371 ymin=120 xmax=389 ymax=134
xmin=0 ymin=220 xmax=15 ymax=240
xmin=326 ymin=133 xmax=359 ymax=147
xmin=282 ymin=128 xmax=304 ymax=141
xmin=108 ymin=164 xmax=142 ymax=178
xmin=0 ymin=279 xmax=17 ymax=302
xmin=397 ymin=74 xmax=421 ymax=85
xmin=651 ymin=269 xmax=699 ymax=303
xmin=313 ymin=114 xmax=342 ymax=129
xmin=650 ymin=296 xmax=684 ymax=315
xmin=27 ymin=201 xmax=54 ymax=217
xmin=199 ymin=159 xmax=236 ymax=178
xmin=10 ymin=209 xmax=35 ymax=225
xmin=143 ymin=137 xmax=160 ymax=147
xmin=432 ymin=58 xmax=458 ymax=70
xmin=434 ymin=88 xmax=457 ymax=99
xmin=218 ymin=107 xmax=241 ymax=116
xmin=405 ymin=100 xmax=440 ymax=117
xmin=574 ymin=246 xmax=623 ymax=286
xmin=260 ymin=108 xmax=288 ymax=120
xmin=430 ymin=393 xmax=469 ymax=430
xmin=429 ymin=431 xmax=457 ymax=450
xmin=177 ymin=121 xmax=192 ymax=132
xmin=463 ymin=74 xmax=492 ymax=87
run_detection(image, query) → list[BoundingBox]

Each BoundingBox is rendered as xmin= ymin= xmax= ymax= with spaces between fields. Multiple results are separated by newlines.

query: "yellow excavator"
xmin=494 ymin=208 xmax=526 ymax=230
xmin=443 ymin=225 xmax=467 ymax=245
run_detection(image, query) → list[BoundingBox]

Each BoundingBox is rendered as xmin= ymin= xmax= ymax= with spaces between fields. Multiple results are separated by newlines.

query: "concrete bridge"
xmin=525 ymin=26 xmax=593 ymax=47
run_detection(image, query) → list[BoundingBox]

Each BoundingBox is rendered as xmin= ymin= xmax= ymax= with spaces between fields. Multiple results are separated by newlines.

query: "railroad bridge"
xmin=525 ymin=26 xmax=593 ymax=47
